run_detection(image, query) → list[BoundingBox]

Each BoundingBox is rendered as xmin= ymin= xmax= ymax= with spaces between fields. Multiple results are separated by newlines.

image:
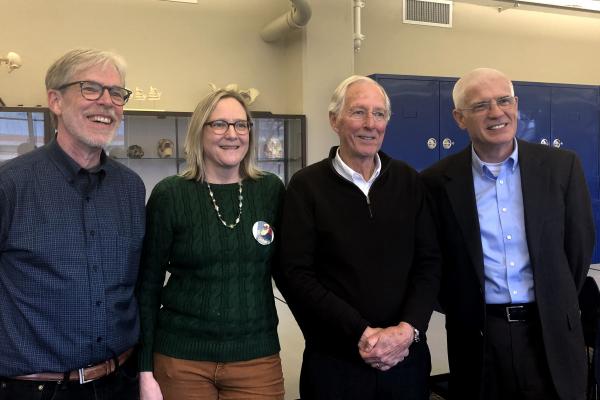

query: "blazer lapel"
xmin=444 ymin=146 xmax=485 ymax=286
xmin=517 ymin=140 xmax=546 ymax=268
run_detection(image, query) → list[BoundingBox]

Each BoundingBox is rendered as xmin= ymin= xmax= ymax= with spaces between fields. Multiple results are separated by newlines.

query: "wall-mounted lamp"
xmin=0 ymin=52 xmax=22 ymax=73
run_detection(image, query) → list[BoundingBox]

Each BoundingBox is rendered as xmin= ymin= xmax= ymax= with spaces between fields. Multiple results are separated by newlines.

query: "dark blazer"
xmin=596 ymin=318 xmax=600 ymax=385
xmin=421 ymin=139 xmax=595 ymax=400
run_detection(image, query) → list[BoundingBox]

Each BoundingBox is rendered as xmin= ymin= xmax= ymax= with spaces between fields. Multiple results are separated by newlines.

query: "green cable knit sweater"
xmin=137 ymin=173 xmax=284 ymax=371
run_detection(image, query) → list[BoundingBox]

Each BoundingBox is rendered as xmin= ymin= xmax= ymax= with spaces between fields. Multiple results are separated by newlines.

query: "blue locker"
xmin=376 ymin=76 xmax=439 ymax=170
xmin=373 ymin=75 xmax=467 ymax=171
xmin=513 ymin=83 xmax=552 ymax=144
xmin=439 ymin=80 xmax=470 ymax=160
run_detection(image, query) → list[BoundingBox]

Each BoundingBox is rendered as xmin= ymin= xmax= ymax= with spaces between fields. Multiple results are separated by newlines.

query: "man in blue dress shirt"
xmin=0 ymin=49 xmax=145 ymax=399
xmin=422 ymin=68 xmax=594 ymax=400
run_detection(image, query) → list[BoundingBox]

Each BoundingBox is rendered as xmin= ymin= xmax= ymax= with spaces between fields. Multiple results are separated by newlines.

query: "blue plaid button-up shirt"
xmin=0 ymin=139 xmax=145 ymax=376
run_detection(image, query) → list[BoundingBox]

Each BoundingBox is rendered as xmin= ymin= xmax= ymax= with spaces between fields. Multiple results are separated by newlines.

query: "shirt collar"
xmin=333 ymin=148 xmax=381 ymax=184
xmin=471 ymin=138 xmax=519 ymax=177
xmin=46 ymin=137 xmax=108 ymax=181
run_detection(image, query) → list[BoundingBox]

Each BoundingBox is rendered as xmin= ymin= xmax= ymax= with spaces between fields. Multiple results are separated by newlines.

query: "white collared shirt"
xmin=332 ymin=148 xmax=381 ymax=197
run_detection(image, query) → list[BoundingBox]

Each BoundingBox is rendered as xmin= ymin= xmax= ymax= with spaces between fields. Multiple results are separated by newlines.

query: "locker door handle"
xmin=552 ymin=138 xmax=563 ymax=148
xmin=540 ymin=138 xmax=549 ymax=146
xmin=442 ymin=138 xmax=455 ymax=150
xmin=427 ymin=138 xmax=437 ymax=149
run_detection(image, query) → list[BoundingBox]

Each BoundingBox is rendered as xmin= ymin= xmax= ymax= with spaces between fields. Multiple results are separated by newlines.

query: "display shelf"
xmin=0 ymin=107 xmax=306 ymax=194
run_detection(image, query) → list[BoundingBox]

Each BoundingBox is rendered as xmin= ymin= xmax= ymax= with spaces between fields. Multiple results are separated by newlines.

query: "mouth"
xmin=487 ymin=123 xmax=508 ymax=130
xmin=357 ymin=135 xmax=377 ymax=141
xmin=219 ymin=145 xmax=240 ymax=150
xmin=87 ymin=114 xmax=114 ymax=125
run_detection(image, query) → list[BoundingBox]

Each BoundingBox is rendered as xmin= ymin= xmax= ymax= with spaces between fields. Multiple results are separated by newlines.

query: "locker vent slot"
xmin=403 ymin=0 xmax=453 ymax=28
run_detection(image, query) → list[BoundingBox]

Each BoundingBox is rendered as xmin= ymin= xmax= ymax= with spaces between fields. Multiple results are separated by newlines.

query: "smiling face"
xmin=48 ymin=64 xmax=123 ymax=150
xmin=330 ymin=81 xmax=387 ymax=170
xmin=453 ymin=71 xmax=518 ymax=162
xmin=202 ymin=97 xmax=250 ymax=182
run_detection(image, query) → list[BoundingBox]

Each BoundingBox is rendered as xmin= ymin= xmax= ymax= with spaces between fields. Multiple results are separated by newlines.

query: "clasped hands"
xmin=358 ymin=321 xmax=415 ymax=372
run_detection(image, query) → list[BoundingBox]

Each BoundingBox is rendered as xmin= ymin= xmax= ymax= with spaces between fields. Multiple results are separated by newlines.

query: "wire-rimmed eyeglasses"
xmin=347 ymin=108 xmax=388 ymax=122
xmin=57 ymin=80 xmax=132 ymax=106
xmin=458 ymin=96 xmax=516 ymax=114
xmin=204 ymin=120 xmax=252 ymax=135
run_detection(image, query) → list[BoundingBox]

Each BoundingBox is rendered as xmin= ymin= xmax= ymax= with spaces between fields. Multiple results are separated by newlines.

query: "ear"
xmin=329 ymin=112 xmax=339 ymax=133
xmin=47 ymin=90 xmax=63 ymax=117
xmin=452 ymin=109 xmax=467 ymax=130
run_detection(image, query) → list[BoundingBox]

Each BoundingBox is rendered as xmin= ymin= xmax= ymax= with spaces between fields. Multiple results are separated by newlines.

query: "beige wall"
xmin=356 ymin=0 xmax=600 ymax=84
xmin=3 ymin=0 xmax=600 ymax=162
xmin=1 ymin=0 xmax=292 ymax=112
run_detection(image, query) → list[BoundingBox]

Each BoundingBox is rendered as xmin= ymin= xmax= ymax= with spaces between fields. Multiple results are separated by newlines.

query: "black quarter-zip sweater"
xmin=275 ymin=147 xmax=441 ymax=361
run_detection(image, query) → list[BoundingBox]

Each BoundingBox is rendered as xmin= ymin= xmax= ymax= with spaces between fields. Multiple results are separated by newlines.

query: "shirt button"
xmin=499 ymin=179 xmax=504 ymax=184
xmin=501 ymin=207 xmax=507 ymax=212
xmin=506 ymin=234 xmax=512 ymax=240
xmin=509 ymin=261 xmax=515 ymax=267
xmin=97 ymin=337 xmax=102 ymax=343
xmin=96 ymin=300 xmax=102 ymax=306
xmin=512 ymin=290 xmax=518 ymax=295
xmin=92 ymin=265 xmax=98 ymax=272
xmin=90 ymin=230 xmax=95 ymax=237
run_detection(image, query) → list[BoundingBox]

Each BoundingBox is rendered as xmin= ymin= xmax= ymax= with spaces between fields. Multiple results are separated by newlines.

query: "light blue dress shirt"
xmin=472 ymin=141 xmax=534 ymax=304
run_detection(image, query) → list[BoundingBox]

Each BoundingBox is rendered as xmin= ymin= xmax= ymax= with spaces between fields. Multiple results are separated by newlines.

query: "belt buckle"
xmin=506 ymin=305 xmax=525 ymax=322
xmin=78 ymin=368 xmax=93 ymax=384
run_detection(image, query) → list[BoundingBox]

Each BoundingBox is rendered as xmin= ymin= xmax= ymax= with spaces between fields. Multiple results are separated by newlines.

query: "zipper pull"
xmin=366 ymin=195 xmax=373 ymax=219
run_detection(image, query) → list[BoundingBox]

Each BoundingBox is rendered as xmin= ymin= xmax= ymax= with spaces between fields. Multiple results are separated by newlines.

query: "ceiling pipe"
xmin=260 ymin=0 xmax=312 ymax=43
xmin=353 ymin=0 xmax=366 ymax=52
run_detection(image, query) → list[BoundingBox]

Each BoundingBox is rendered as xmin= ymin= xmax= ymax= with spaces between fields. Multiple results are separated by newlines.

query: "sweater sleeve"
xmin=136 ymin=179 xmax=175 ymax=371
xmin=275 ymin=173 xmax=369 ymax=344
xmin=398 ymin=178 xmax=442 ymax=332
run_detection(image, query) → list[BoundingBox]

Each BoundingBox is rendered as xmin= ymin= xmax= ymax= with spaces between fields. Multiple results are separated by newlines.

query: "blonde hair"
xmin=181 ymin=89 xmax=263 ymax=182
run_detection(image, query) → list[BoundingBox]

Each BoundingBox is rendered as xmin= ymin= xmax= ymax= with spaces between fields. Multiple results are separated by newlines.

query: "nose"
xmin=363 ymin=112 xmax=376 ymax=128
xmin=487 ymin=101 xmax=504 ymax=117
xmin=97 ymin=87 xmax=113 ymax=106
xmin=224 ymin=124 xmax=238 ymax=138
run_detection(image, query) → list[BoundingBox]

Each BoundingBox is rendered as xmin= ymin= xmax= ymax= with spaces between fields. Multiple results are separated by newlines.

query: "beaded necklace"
xmin=206 ymin=181 xmax=243 ymax=229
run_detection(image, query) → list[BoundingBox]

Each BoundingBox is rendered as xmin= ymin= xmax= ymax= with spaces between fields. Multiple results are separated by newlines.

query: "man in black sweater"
xmin=276 ymin=75 xmax=441 ymax=400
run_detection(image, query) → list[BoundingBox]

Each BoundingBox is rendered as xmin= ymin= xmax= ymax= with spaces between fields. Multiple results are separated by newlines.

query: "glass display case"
xmin=253 ymin=112 xmax=306 ymax=184
xmin=0 ymin=107 xmax=306 ymax=195
xmin=0 ymin=107 xmax=52 ymax=165
xmin=109 ymin=111 xmax=190 ymax=197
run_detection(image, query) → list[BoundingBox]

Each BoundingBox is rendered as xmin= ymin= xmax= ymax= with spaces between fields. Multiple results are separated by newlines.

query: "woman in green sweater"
xmin=137 ymin=89 xmax=285 ymax=400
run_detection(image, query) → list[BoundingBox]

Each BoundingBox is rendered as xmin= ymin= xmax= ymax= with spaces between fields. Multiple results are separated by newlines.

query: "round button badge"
xmin=252 ymin=221 xmax=274 ymax=245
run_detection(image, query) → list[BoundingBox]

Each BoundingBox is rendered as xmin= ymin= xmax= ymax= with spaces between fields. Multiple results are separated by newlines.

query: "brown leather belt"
xmin=12 ymin=348 xmax=133 ymax=384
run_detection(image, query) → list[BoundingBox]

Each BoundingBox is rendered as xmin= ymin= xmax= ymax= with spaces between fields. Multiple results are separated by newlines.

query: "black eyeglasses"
xmin=459 ymin=96 xmax=516 ymax=114
xmin=204 ymin=120 xmax=252 ymax=135
xmin=57 ymin=81 xmax=132 ymax=106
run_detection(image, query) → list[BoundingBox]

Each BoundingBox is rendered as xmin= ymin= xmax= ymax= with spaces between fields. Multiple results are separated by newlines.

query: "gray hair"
xmin=452 ymin=68 xmax=514 ymax=109
xmin=45 ymin=48 xmax=127 ymax=127
xmin=328 ymin=75 xmax=391 ymax=122
xmin=180 ymin=89 xmax=263 ymax=182
xmin=45 ymin=48 xmax=127 ymax=90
